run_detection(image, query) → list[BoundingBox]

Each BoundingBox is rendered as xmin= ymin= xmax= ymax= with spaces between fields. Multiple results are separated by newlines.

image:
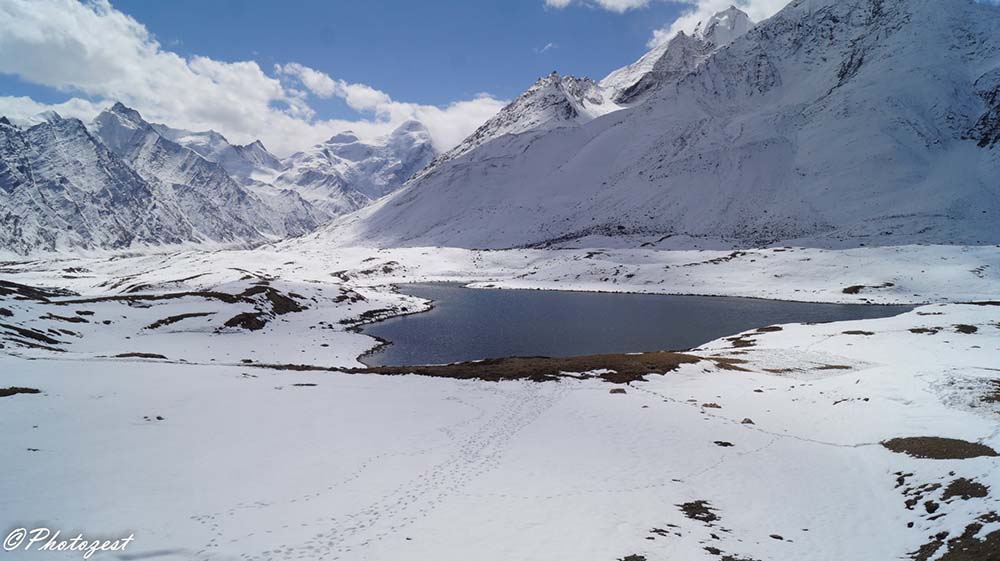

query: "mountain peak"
xmin=0 ymin=116 xmax=12 ymax=127
xmin=695 ymin=5 xmax=753 ymax=46
xmin=102 ymin=102 xmax=148 ymax=129
xmin=325 ymin=131 xmax=360 ymax=145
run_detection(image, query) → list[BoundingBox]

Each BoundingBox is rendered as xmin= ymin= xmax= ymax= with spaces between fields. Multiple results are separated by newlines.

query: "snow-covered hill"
xmin=322 ymin=0 xmax=1000 ymax=250
xmin=273 ymin=120 xmax=437 ymax=214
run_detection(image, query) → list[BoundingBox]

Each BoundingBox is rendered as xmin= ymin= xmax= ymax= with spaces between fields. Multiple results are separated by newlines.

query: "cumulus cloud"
xmin=0 ymin=0 xmax=506 ymax=156
xmin=544 ymin=0 xmax=651 ymax=13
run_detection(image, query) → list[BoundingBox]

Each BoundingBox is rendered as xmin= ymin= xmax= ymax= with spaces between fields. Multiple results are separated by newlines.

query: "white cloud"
xmin=534 ymin=42 xmax=558 ymax=54
xmin=648 ymin=0 xmax=788 ymax=47
xmin=0 ymin=0 xmax=506 ymax=156
xmin=544 ymin=0 xmax=651 ymax=13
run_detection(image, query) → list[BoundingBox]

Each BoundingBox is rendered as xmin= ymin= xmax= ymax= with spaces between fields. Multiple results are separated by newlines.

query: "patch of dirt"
xmin=843 ymin=282 xmax=895 ymax=295
xmin=883 ymin=437 xmax=999 ymax=459
xmin=0 ymin=280 xmax=76 ymax=301
xmin=258 ymin=351 xmax=703 ymax=384
xmin=114 ymin=352 xmax=168 ymax=360
xmin=241 ymin=285 xmax=306 ymax=315
xmin=679 ymin=500 xmax=719 ymax=524
xmin=619 ymin=556 xmax=647 ymax=561
xmin=0 ymin=323 xmax=63 ymax=345
xmin=910 ymin=327 xmax=941 ymax=335
xmin=0 ymin=386 xmax=41 ymax=397
xmin=942 ymin=478 xmax=990 ymax=501
xmin=911 ymin=512 xmax=1000 ymax=561
xmin=609 ymin=388 xmax=627 ymax=394
xmin=0 ymin=307 xmax=11 ymax=317
xmin=954 ymin=324 xmax=979 ymax=334
xmin=224 ymin=313 xmax=268 ymax=331
xmin=727 ymin=335 xmax=757 ymax=348
xmin=843 ymin=330 xmax=875 ymax=336
xmin=40 ymin=313 xmax=88 ymax=323
xmin=145 ymin=312 xmax=214 ymax=330
xmin=756 ymin=326 xmax=783 ymax=333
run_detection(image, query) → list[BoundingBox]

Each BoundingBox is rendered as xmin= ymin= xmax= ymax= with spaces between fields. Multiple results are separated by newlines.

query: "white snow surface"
xmin=1 ymin=242 xmax=999 ymax=560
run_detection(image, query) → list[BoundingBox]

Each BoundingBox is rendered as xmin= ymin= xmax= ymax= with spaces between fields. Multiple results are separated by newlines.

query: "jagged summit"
xmin=695 ymin=5 xmax=754 ymax=46
xmin=602 ymin=6 xmax=754 ymax=103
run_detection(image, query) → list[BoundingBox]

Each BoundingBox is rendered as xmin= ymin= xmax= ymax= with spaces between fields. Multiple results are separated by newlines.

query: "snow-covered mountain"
xmin=0 ymin=114 xmax=194 ymax=254
xmin=273 ymin=120 xmax=437 ymax=214
xmin=92 ymin=103 xmax=326 ymax=241
xmin=0 ymin=102 xmax=337 ymax=254
xmin=151 ymin=123 xmax=283 ymax=183
xmin=602 ymin=5 xmax=754 ymax=104
xmin=322 ymin=0 xmax=1000 ymax=250
xmin=415 ymin=7 xmax=753 ymax=179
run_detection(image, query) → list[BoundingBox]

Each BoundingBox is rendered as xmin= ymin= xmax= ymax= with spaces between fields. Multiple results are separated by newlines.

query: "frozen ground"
xmin=1 ymin=243 xmax=999 ymax=560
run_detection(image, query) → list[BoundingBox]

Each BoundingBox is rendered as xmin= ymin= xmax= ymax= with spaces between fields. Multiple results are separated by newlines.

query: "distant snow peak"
xmin=694 ymin=5 xmax=754 ymax=47
xmin=273 ymin=119 xmax=437 ymax=214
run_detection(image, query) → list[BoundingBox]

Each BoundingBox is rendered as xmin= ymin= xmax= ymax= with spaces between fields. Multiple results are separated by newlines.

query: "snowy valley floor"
xmin=1 ymin=244 xmax=999 ymax=561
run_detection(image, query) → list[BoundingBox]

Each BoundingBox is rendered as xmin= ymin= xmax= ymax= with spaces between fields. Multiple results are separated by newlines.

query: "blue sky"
xmin=110 ymin=0 xmax=688 ymax=117
xmin=0 ymin=0 xmax=782 ymax=155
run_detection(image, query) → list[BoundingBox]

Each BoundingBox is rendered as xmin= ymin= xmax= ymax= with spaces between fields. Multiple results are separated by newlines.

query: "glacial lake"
xmin=361 ymin=283 xmax=911 ymax=366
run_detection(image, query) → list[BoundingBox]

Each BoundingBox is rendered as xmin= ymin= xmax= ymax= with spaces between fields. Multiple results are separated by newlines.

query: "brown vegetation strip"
xmin=0 ymin=280 xmax=76 ymax=301
xmin=882 ymin=437 xmax=999 ymax=459
xmin=114 ymin=352 xmax=169 ymax=360
xmin=256 ymin=351 xmax=704 ymax=384
xmin=0 ymin=387 xmax=41 ymax=397
xmin=145 ymin=312 xmax=214 ymax=330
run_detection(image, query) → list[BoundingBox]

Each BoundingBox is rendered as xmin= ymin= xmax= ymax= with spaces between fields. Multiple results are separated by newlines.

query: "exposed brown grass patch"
xmin=883 ymin=437 xmax=999 ymax=459
xmin=0 ymin=386 xmax=41 ymax=397
xmin=145 ymin=312 xmax=214 ymax=330
xmin=114 ymin=352 xmax=168 ymax=360
xmin=942 ymin=478 xmax=989 ymax=501
xmin=678 ymin=500 xmax=719 ymax=524
xmin=911 ymin=513 xmax=1000 ymax=561
xmin=259 ymin=351 xmax=703 ymax=384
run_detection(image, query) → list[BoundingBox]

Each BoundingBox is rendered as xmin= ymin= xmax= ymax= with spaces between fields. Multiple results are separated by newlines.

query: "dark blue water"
xmin=361 ymin=283 xmax=911 ymax=366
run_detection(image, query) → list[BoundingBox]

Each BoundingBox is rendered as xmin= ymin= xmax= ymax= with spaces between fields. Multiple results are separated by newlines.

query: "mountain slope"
xmin=151 ymin=124 xmax=283 ymax=183
xmin=93 ymin=103 xmax=325 ymax=241
xmin=602 ymin=5 xmax=753 ymax=104
xmin=274 ymin=120 xmax=436 ymax=214
xmin=415 ymin=7 xmax=753 ymax=181
xmin=321 ymin=0 xmax=1000 ymax=250
xmin=0 ymin=115 xmax=195 ymax=254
